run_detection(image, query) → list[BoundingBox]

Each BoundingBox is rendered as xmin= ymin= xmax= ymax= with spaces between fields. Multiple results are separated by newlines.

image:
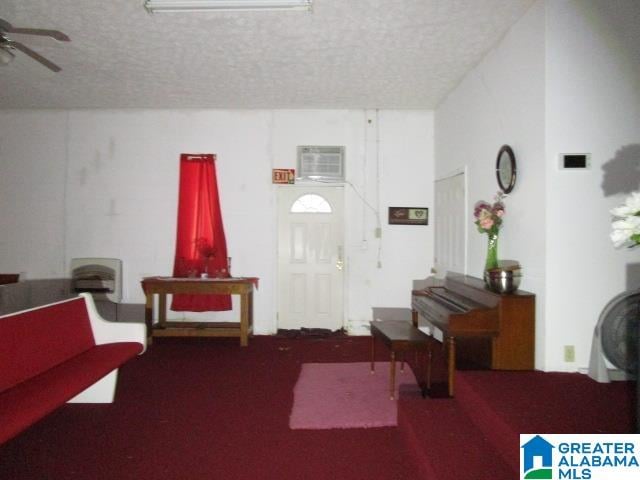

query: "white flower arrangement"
xmin=610 ymin=191 xmax=640 ymax=248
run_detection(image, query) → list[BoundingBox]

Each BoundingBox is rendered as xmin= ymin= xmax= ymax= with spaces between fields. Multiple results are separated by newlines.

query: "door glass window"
xmin=290 ymin=194 xmax=332 ymax=213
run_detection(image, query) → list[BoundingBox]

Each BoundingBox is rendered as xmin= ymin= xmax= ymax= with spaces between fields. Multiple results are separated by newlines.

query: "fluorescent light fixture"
xmin=144 ymin=0 xmax=312 ymax=13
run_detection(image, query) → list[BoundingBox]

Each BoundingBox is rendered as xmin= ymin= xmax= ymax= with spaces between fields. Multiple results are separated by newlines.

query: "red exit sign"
xmin=272 ymin=169 xmax=295 ymax=184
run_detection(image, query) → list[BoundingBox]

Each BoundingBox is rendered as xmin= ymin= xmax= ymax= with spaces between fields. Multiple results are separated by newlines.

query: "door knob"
xmin=336 ymin=246 xmax=344 ymax=270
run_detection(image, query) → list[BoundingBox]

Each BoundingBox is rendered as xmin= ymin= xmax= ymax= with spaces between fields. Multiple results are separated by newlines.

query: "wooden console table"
xmin=141 ymin=277 xmax=257 ymax=346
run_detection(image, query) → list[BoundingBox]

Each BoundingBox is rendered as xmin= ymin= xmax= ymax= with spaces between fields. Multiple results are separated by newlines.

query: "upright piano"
xmin=411 ymin=272 xmax=535 ymax=396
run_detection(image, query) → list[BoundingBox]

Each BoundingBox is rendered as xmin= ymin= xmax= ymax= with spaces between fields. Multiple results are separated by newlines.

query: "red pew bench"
xmin=0 ymin=293 xmax=146 ymax=444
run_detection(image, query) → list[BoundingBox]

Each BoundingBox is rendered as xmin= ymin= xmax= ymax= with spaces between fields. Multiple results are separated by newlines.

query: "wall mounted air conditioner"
xmin=296 ymin=146 xmax=345 ymax=182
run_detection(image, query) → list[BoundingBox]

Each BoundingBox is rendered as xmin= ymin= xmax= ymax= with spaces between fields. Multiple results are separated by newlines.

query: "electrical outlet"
xmin=564 ymin=345 xmax=575 ymax=362
xmin=374 ymin=227 xmax=382 ymax=238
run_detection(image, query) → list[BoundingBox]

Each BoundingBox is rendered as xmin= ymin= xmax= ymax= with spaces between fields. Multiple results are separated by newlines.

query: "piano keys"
xmin=411 ymin=272 xmax=535 ymax=396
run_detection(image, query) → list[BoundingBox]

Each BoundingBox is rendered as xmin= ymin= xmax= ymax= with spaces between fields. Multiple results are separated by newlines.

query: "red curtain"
xmin=171 ymin=154 xmax=231 ymax=312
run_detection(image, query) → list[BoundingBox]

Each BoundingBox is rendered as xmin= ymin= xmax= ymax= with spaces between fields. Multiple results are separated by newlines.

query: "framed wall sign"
xmin=388 ymin=207 xmax=429 ymax=225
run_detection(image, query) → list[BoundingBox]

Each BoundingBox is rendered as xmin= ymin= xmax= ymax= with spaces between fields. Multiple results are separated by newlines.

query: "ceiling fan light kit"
xmin=0 ymin=46 xmax=15 ymax=65
xmin=143 ymin=0 xmax=312 ymax=13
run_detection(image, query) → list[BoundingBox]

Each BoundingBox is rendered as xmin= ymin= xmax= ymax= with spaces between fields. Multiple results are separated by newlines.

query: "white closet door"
xmin=434 ymin=172 xmax=466 ymax=277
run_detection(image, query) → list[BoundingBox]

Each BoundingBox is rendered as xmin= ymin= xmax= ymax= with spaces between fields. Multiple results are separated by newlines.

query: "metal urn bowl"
xmin=484 ymin=266 xmax=522 ymax=294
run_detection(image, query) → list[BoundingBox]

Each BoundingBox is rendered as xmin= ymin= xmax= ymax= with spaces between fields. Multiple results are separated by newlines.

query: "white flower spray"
xmin=610 ymin=192 xmax=640 ymax=248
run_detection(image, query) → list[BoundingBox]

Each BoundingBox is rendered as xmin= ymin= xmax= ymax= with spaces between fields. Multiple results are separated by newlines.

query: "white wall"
xmin=435 ymin=0 xmax=640 ymax=371
xmin=270 ymin=110 xmax=434 ymax=332
xmin=545 ymin=0 xmax=640 ymax=371
xmin=0 ymin=109 xmax=434 ymax=334
xmin=0 ymin=111 xmax=68 ymax=278
xmin=435 ymin=1 xmax=547 ymax=368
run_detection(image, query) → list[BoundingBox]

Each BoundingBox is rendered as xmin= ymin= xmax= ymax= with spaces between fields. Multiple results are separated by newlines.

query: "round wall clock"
xmin=496 ymin=145 xmax=516 ymax=194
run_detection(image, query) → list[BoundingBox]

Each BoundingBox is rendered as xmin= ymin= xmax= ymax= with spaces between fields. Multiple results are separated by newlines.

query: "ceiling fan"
xmin=0 ymin=18 xmax=70 ymax=72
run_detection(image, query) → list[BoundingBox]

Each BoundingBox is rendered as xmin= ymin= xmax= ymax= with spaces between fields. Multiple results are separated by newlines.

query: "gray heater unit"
xmin=70 ymin=258 xmax=122 ymax=303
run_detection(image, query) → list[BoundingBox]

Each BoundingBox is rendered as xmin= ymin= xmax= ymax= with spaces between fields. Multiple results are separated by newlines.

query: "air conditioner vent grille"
xmin=297 ymin=146 xmax=345 ymax=182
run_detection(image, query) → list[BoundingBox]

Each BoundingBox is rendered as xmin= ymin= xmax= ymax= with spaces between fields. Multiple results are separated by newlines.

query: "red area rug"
xmin=289 ymin=362 xmax=419 ymax=430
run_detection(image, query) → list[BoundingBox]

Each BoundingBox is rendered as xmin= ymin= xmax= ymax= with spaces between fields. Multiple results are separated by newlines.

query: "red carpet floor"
xmin=1 ymin=335 xmax=635 ymax=480
xmin=398 ymin=370 xmax=636 ymax=480
xmin=0 ymin=335 xmax=421 ymax=480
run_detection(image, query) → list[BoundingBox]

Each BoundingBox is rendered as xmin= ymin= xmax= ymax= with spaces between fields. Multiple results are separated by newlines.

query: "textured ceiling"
xmin=0 ymin=0 xmax=534 ymax=109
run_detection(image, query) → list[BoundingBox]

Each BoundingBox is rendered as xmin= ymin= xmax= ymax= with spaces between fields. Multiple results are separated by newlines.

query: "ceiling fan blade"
xmin=9 ymin=41 xmax=62 ymax=72
xmin=8 ymin=28 xmax=69 ymax=42
xmin=0 ymin=18 xmax=13 ymax=32
xmin=0 ymin=18 xmax=69 ymax=42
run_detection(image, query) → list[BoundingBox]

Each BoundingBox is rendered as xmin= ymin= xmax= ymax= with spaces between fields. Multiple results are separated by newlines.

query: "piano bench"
xmin=369 ymin=319 xmax=430 ymax=400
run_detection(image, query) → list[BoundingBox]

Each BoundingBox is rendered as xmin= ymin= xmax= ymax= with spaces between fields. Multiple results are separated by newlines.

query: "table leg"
xmin=158 ymin=293 xmax=167 ymax=330
xmin=390 ymin=351 xmax=396 ymax=400
xmin=426 ymin=347 xmax=432 ymax=390
xmin=144 ymin=293 xmax=153 ymax=345
xmin=248 ymin=290 xmax=254 ymax=333
xmin=370 ymin=334 xmax=375 ymax=373
xmin=447 ymin=336 xmax=456 ymax=397
xmin=240 ymin=292 xmax=249 ymax=347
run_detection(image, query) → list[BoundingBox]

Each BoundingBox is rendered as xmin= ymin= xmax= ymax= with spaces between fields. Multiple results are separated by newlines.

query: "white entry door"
xmin=277 ymin=186 xmax=344 ymax=331
xmin=434 ymin=172 xmax=466 ymax=278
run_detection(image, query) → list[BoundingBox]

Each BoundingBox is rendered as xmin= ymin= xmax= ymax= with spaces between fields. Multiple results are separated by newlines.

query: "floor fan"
xmin=588 ymin=290 xmax=639 ymax=382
